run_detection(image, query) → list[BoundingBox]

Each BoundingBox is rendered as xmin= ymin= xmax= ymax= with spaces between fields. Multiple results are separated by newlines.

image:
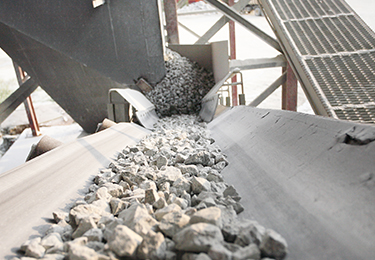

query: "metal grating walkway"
xmin=261 ymin=0 xmax=375 ymax=123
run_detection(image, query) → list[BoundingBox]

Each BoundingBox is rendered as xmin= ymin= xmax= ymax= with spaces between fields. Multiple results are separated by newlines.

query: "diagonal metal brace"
xmin=195 ymin=0 xmax=249 ymax=44
xmin=204 ymin=0 xmax=282 ymax=52
xmin=0 ymin=77 xmax=38 ymax=124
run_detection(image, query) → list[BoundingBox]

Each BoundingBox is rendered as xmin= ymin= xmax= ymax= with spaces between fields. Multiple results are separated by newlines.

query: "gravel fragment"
xmin=173 ymin=223 xmax=224 ymax=252
xmin=107 ymin=225 xmax=142 ymax=257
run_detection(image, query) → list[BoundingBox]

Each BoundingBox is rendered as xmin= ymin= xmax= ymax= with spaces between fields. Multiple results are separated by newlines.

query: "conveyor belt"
xmin=260 ymin=0 xmax=375 ymax=123
xmin=210 ymin=106 xmax=375 ymax=260
xmin=0 ymin=123 xmax=149 ymax=259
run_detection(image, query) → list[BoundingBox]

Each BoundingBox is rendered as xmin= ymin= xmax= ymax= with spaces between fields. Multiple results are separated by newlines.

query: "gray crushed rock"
xmin=17 ymin=114 xmax=288 ymax=260
xmin=146 ymin=49 xmax=215 ymax=117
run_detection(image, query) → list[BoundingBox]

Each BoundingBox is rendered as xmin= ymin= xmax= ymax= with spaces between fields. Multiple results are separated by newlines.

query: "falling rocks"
xmin=107 ymin=225 xmax=143 ymax=257
xmin=173 ymin=223 xmax=224 ymax=252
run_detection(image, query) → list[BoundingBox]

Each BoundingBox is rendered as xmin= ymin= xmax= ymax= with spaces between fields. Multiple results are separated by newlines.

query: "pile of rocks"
xmin=17 ymin=115 xmax=287 ymax=260
xmin=146 ymin=49 xmax=215 ymax=117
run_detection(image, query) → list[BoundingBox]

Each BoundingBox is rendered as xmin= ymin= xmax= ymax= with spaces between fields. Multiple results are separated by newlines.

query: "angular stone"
xmin=158 ymin=167 xmax=182 ymax=184
xmin=72 ymin=216 xmax=98 ymax=239
xmin=118 ymin=203 xmax=149 ymax=226
xmin=155 ymin=155 xmax=168 ymax=169
xmin=101 ymin=183 xmax=124 ymax=198
xmin=189 ymin=207 xmax=222 ymax=228
xmin=22 ymin=237 xmax=45 ymax=258
xmin=102 ymin=218 xmax=124 ymax=242
xmin=86 ymin=241 xmax=105 ymax=252
xmin=159 ymin=211 xmax=191 ymax=238
xmin=173 ymin=223 xmax=224 ymax=252
xmin=91 ymin=199 xmax=111 ymax=215
xmin=69 ymin=204 xmax=105 ymax=228
xmin=41 ymin=232 xmax=63 ymax=251
xmin=83 ymin=228 xmax=103 ymax=242
xmin=137 ymin=230 xmax=167 ymax=260
xmin=234 ymin=220 xmax=266 ymax=247
xmin=223 ymin=185 xmax=241 ymax=202
xmin=109 ymin=198 xmax=128 ymax=215
xmin=178 ymin=165 xmax=199 ymax=176
xmin=153 ymin=197 xmax=168 ymax=210
xmin=108 ymin=225 xmax=143 ymax=257
xmin=52 ymin=211 xmax=68 ymax=223
xmin=232 ymin=244 xmax=261 ymax=260
xmin=207 ymin=244 xmax=232 ymax=260
xmin=212 ymin=161 xmax=227 ymax=171
xmin=94 ymin=187 xmax=112 ymax=202
xmin=173 ymin=197 xmax=189 ymax=209
xmin=191 ymin=177 xmax=211 ymax=194
xmin=145 ymin=188 xmax=160 ymax=205
xmin=259 ymin=229 xmax=288 ymax=260
xmin=140 ymin=180 xmax=157 ymax=191
xmin=68 ymin=244 xmax=98 ymax=260
xmin=131 ymin=214 xmax=159 ymax=238
xmin=172 ymin=177 xmax=191 ymax=196
xmin=175 ymin=153 xmax=188 ymax=164
xmin=155 ymin=203 xmax=182 ymax=221
xmin=184 ymin=151 xmax=211 ymax=166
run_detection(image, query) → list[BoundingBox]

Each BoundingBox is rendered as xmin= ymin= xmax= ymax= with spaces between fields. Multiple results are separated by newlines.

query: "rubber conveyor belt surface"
xmin=0 ymin=123 xmax=149 ymax=260
xmin=261 ymin=0 xmax=375 ymax=123
xmin=209 ymin=106 xmax=375 ymax=260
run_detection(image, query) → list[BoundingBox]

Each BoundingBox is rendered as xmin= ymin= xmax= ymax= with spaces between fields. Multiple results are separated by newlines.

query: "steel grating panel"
xmin=261 ymin=0 xmax=375 ymax=123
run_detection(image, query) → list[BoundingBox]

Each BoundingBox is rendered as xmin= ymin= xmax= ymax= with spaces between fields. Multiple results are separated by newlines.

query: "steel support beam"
xmin=282 ymin=64 xmax=298 ymax=111
xmin=13 ymin=63 xmax=40 ymax=136
xmin=204 ymin=0 xmax=282 ymax=52
xmin=229 ymin=55 xmax=286 ymax=70
xmin=164 ymin=0 xmax=180 ymax=44
xmin=249 ymin=71 xmax=286 ymax=107
xmin=194 ymin=0 xmax=249 ymax=44
xmin=0 ymin=77 xmax=38 ymax=124
xmin=229 ymin=0 xmax=238 ymax=106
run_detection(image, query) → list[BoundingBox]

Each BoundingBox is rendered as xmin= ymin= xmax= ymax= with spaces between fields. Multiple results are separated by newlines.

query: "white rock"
xmin=191 ymin=176 xmax=211 ymax=194
xmin=22 ymin=237 xmax=45 ymax=258
xmin=173 ymin=223 xmax=224 ymax=252
xmin=155 ymin=203 xmax=182 ymax=221
xmin=101 ymin=183 xmax=123 ymax=198
xmin=72 ymin=216 xmax=97 ymax=239
xmin=41 ymin=232 xmax=63 ymax=250
xmin=107 ymin=225 xmax=143 ymax=257
xmin=159 ymin=211 xmax=191 ymax=237
xmin=158 ymin=166 xmax=182 ymax=183
xmin=153 ymin=197 xmax=168 ymax=209
xmin=173 ymin=197 xmax=189 ymax=209
xmin=137 ymin=230 xmax=167 ymax=260
xmin=172 ymin=177 xmax=191 ymax=196
xmin=68 ymin=244 xmax=98 ymax=260
xmin=82 ymin=228 xmax=103 ymax=242
xmin=189 ymin=207 xmax=222 ymax=228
